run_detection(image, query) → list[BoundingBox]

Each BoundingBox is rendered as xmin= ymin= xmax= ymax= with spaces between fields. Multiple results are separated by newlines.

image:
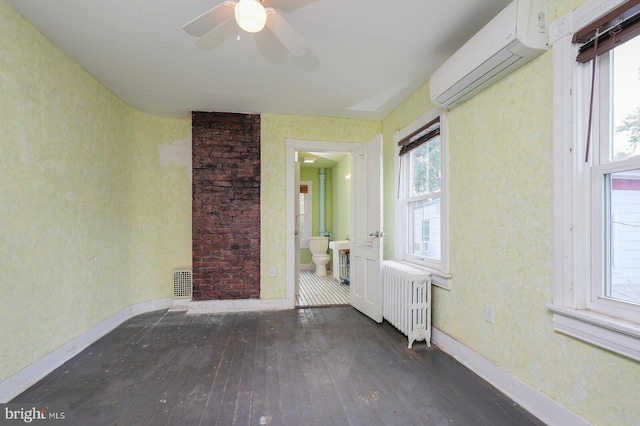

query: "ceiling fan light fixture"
xmin=234 ymin=0 xmax=267 ymax=33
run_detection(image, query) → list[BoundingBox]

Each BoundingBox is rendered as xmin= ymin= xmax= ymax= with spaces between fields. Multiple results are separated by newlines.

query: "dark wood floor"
xmin=14 ymin=307 xmax=544 ymax=425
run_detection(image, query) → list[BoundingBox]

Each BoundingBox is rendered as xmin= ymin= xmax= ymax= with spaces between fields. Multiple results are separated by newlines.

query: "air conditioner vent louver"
xmin=430 ymin=0 xmax=548 ymax=109
xmin=173 ymin=268 xmax=193 ymax=298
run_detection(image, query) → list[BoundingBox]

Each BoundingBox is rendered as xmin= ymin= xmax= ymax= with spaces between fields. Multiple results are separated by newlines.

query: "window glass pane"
xmin=604 ymin=169 xmax=640 ymax=305
xmin=408 ymin=198 xmax=440 ymax=260
xmin=410 ymin=136 xmax=441 ymax=197
xmin=299 ymin=194 xmax=306 ymax=241
xmin=612 ymin=36 xmax=640 ymax=160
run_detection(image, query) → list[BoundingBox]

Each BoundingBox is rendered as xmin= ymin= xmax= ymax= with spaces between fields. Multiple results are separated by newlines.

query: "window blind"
xmin=574 ymin=0 xmax=640 ymax=63
xmin=573 ymin=0 xmax=640 ymax=161
xmin=398 ymin=118 xmax=440 ymax=156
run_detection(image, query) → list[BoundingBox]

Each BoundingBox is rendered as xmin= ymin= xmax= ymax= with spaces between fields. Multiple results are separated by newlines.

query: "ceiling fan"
xmin=183 ymin=0 xmax=308 ymax=57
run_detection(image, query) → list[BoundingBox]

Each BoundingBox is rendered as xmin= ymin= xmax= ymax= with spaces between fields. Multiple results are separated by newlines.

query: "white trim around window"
xmin=549 ymin=0 xmax=640 ymax=362
xmin=394 ymin=108 xmax=452 ymax=289
xmin=299 ymin=180 xmax=312 ymax=249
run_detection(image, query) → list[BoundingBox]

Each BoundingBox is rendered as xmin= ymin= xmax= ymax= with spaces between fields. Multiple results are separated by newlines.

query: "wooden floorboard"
xmin=13 ymin=307 xmax=545 ymax=426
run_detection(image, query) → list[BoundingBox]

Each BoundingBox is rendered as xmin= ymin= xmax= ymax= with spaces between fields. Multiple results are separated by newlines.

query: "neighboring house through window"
xmin=395 ymin=109 xmax=451 ymax=288
xmin=550 ymin=0 xmax=640 ymax=361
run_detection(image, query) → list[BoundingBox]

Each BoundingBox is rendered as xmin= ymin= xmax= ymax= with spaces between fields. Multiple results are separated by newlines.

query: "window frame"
xmin=394 ymin=108 xmax=451 ymax=289
xmin=299 ymin=181 xmax=312 ymax=249
xmin=549 ymin=0 xmax=640 ymax=361
xmin=591 ymin=161 xmax=640 ymax=322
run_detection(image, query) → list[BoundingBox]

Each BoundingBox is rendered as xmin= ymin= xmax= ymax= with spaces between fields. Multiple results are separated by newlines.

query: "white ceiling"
xmin=6 ymin=0 xmax=512 ymax=120
xmin=298 ymin=151 xmax=347 ymax=168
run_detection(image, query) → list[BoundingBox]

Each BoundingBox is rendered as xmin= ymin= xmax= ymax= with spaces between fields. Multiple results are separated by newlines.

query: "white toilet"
xmin=308 ymin=237 xmax=330 ymax=276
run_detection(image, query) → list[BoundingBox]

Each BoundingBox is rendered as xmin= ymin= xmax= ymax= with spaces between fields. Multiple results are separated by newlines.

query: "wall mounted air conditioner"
xmin=430 ymin=0 xmax=548 ymax=109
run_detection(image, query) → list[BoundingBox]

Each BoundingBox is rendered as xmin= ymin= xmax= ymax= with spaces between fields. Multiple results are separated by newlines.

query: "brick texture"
xmin=192 ymin=112 xmax=261 ymax=300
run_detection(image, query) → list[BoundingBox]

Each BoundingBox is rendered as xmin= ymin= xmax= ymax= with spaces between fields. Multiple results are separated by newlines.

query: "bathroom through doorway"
xmin=293 ymin=146 xmax=352 ymax=307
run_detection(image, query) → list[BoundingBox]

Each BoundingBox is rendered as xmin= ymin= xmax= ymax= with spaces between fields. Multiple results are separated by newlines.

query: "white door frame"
xmin=285 ymin=139 xmax=361 ymax=306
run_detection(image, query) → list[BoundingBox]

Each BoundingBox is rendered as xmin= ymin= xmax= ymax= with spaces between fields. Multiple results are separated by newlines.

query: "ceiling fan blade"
xmin=195 ymin=18 xmax=238 ymax=51
xmin=265 ymin=7 xmax=308 ymax=57
xmin=264 ymin=0 xmax=317 ymax=13
xmin=183 ymin=1 xmax=236 ymax=37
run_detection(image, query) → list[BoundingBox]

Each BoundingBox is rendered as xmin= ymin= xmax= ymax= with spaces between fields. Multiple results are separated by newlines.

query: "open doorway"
xmin=296 ymin=150 xmax=351 ymax=306
xmin=285 ymin=140 xmax=358 ymax=308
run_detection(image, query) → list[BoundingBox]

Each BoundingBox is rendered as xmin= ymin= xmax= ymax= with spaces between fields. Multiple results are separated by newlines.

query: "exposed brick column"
xmin=192 ymin=112 xmax=260 ymax=300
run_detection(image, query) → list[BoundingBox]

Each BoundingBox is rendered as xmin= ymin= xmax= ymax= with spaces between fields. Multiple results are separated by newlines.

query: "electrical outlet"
xmin=484 ymin=303 xmax=495 ymax=324
xmin=268 ymin=266 xmax=276 ymax=277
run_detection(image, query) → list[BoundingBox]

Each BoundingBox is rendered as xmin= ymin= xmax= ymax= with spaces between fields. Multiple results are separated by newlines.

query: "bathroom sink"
xmin=329 ymin=240 xmax=350 ymax=250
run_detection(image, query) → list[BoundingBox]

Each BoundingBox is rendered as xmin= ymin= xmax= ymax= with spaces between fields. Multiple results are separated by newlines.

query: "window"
xmin=395 ymin=110 xmax=451 ymax=287
xmin=603 ymin=170 xmax=640 ymax=306
xmin=299 ymin=182 xmax=312 ymax=248
xmin=550 ymin=0 xmax=640 ymax=361
xmin=591 ymin=34 xmax=640 ymax=317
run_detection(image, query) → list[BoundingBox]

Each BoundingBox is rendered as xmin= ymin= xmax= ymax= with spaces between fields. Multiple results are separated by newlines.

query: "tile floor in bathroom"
xmin=296 ymin=269 xmax=349 ymax=307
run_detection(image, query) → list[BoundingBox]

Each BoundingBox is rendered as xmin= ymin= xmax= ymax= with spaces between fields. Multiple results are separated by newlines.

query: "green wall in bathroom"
xmin=299 ymin=167 xmax=332 ymax=265
xmin=299 ymin=155 xmax=351 ymax=269
xmin=331 ymin=154 xmax=351 ymax=243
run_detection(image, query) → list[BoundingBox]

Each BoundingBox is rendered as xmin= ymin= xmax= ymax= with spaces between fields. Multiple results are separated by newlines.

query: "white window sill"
xmin=547 ymin=304 xmax=640 ymax=362
xmin=430 ymin=270 xmax=452 ymax=290
xmin=396 ymin=261 xmax=452 ymax=290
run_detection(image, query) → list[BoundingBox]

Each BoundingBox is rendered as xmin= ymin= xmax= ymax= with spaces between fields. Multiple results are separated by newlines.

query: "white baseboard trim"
xmin=187 ymin=298 xmax=292 ymax=314
xmin=0 ymin=298 xmax=174 ymax=403
xmin=168 ymin=298 xmax=191 ymax=311
xmin=299 ymin=263 xmax=313 ymax=271
xmin=431 ymin=327 xmax=590 ymax=426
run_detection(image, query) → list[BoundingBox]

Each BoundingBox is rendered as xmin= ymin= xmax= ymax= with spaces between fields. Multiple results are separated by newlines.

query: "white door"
xmin=350 ymin=134 xmax=383 ymax=322
xmin=294 ymin=161 xmax=301 ymax=298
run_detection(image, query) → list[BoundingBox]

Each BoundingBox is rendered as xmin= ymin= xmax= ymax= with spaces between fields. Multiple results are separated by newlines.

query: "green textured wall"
xmin=260 ymin=114 xmax=381 ymax=298
xmin=443 ymin=51 xmax=639 ymax=426
xmin=4 ymin=0 xmax=639 ymax=422
xmin=1 ymin=1 xmax=191 ymax=383
xmin=378 ymin=1 xmax=640 ymax=424
xmin=331 ymin=154 xmax=351 ymax=242
xmin=127 ymin=111 xmax=192 ymax=303
xmin=381 ymin=78 xmax=433 ymax=260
